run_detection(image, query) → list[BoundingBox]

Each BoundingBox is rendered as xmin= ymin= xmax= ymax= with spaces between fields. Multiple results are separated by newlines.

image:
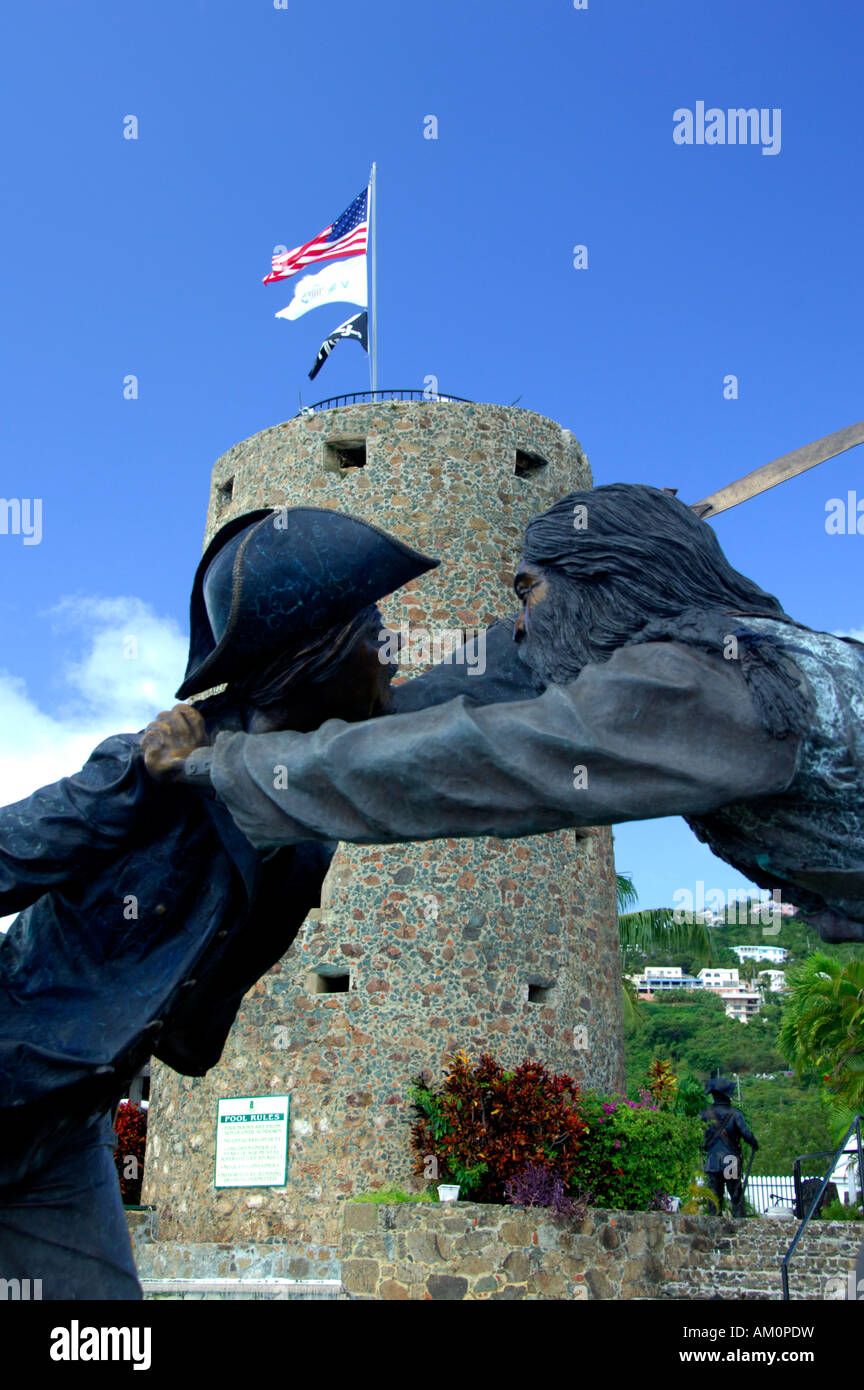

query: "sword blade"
xmin=690 ymin=421 xmax=864 ymax=519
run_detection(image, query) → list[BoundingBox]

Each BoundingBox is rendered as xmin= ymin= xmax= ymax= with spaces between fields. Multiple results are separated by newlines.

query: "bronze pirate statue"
xmin=0 ymin=506 xmax=438 ymax=1299
xmin=149 ymin=483 xmax=864 ymax=945
xmin=699 ymin=1078 xmax=758 ymax=1219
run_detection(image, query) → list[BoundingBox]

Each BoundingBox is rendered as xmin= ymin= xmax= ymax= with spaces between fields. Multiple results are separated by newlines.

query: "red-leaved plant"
xmin=113 ymin=1101 xmax=147 ymax=1205
xmin=410 ymin=1051 xmax=587 ymax=1203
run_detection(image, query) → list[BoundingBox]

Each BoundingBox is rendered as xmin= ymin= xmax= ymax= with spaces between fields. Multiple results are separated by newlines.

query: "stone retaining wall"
xmin=339 ymin=1203 xmax=862 ymax=1301
xmin=130 ymin=1204 xmax=862 ymax=1300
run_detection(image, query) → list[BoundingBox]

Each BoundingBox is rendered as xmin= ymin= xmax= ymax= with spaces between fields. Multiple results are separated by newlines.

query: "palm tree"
xmin=616 ymin=872 xmax=715 ymax=960
xmin=616 ymin=872 xmax=715 ymax=1027
xmin=778 ymin=953 xmax=864 ymax=1113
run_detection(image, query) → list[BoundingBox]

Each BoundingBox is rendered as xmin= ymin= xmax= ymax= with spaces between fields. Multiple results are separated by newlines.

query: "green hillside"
xmin=622 ymin=907 xmax=864 ymax=1176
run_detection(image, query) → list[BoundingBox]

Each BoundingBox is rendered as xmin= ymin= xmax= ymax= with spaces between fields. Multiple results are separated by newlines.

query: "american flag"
xmin=264 ymin=187 xmax=368 ymax=285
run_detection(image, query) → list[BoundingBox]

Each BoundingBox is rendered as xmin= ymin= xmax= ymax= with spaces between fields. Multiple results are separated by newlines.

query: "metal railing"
xmin=292 ymin=388 xmax=473 ymax=417
xmin=748 ymin=1174 xmax=797 ymax=1214
xmin=781 ymin=1113 xmax=864 ymax=1299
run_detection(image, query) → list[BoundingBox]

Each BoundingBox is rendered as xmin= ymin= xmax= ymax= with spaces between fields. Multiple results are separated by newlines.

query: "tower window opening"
xmin=515 ymin=450 xmax=548 ymax=478
xmin=527 ymin=980 xmax=555 ymax=1004
xmin=307 ymin=969 xmax=351 ymax=995
xmin=216 ymin=478 xmax=234 ymax=507
xmin=325 ymin=439 xmax=367 ymax=471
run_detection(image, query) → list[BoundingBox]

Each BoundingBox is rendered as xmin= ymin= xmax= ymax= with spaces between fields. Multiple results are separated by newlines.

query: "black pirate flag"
xmin=308 ymin=310 xmax=368 ymax=381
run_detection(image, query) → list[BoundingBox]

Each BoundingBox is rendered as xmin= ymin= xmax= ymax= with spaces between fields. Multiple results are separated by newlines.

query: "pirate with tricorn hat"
xmin=0 ymin=505 xmax=440 ymax=1299
xmin=699 ymin=1077 xmax=759 ymax=1219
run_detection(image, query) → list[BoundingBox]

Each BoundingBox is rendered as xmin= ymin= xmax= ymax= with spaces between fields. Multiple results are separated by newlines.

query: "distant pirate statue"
xmin=148 ymin=483 xmax=864 ymax=947
xmin=699 ymin=1078 xmax=758 ymax=1218
xmin=0 ymin=506 xmax=437 ymax=1299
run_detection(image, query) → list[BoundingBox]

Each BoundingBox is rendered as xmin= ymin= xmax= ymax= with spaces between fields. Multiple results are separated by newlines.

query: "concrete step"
xmin=679 ymin=1263 xmax=855 ymax=1281
xmin=661 ymin=1283 xmax=853 ymax=1301
xmin=141 ymin=1276 xmax=345 ymax=1301
xmin=130 ymin=1228 xmax=344 ymax=1300
xmin=662 ymin=1269 xmax=855 ymax=1300
xmin=659 ymin=1285 xmax=782 ymax=1301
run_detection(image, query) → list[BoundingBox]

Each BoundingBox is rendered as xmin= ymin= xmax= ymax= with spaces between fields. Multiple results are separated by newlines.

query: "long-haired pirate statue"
xmin=149 ymin=484 xmax=864 ymax=945
xmin=0 ymin=507 xmax=439 ymax=1299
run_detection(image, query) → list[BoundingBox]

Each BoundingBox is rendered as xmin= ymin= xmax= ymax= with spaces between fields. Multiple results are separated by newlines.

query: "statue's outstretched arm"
xmin=0 ymin=734 xmax=157 ymax=914
xmin=386 ymin=616 xmax=546 ymax=714
xmin=201 ymin=641 xmax=800 ymax=850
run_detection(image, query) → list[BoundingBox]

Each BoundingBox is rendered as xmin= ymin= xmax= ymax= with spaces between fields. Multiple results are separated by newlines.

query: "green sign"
xmin=214 ymin=1094 xmax=290 ymax=1189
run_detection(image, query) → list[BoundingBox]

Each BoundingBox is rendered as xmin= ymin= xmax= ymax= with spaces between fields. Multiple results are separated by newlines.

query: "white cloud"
xmin=0 ymin=596 xmax=188 ymax=930
xmin=48 ymin=596 xmax=188 ymax=733
xmin=834 ymin=625 xmax=864 ymax=643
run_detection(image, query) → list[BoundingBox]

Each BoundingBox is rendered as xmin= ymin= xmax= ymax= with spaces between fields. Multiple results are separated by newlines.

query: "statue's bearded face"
xmin=512 ymin=483 xmax=792 ymax=689
xmin=512 ymin=563 xmax=596 ymax=684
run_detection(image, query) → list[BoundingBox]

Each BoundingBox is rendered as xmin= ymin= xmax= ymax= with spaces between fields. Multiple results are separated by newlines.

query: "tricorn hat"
xmin=705 ymin=1077 xmax=735 ymax=1097
xmin=176 ymin=506 xmax=439 ymax=700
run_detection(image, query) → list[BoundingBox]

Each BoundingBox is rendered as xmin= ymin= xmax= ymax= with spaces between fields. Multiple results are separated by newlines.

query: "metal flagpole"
xmin=369 ymin=162 xmax=378 ymax=401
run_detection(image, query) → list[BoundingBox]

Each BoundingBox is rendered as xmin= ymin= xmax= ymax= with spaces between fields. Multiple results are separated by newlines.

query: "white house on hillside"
xmin=758 ymin=969 xmax=788 ymax=992
xmin=628 ymin=965 xmax=762 ymax=1020
xmin=733 ymin=944 xmax=788 ymax=964
xmin=697 ymin=968 xmax=740 ymax=987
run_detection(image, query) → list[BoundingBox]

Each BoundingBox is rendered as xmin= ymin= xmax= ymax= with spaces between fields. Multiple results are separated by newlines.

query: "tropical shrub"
xmin=571 ymin=1090 xmax=702 ymax=1210
xmin=816 ymin=1198 xmax=862 ymax=1222
xmin=410 ymin=1051 xmax=587 ymax=1202
xmin=779 ymin=954 xmax=864 ymax=1111
xmin=503 ymin=1162 xmax=592 ymax=1218
xmin=674 ymin=1071 xmax=710 ymax=1118
xmin=645 ymin=1058 xmax=677 ymax=1109
xmin=681 ymin=1181 xmax=721 ymax=1215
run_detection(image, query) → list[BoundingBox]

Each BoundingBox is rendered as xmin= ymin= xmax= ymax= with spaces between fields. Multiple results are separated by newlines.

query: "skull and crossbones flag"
xmin=308 ymin=310 xmax=368 ymax=381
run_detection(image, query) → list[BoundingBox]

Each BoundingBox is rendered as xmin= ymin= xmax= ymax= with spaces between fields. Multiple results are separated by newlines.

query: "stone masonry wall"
xmin=340 ymin=1203 xmax=863 ymax=1302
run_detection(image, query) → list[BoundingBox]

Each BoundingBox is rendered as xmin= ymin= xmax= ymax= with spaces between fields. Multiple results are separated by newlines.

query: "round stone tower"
xmin=143 ymin=399 xmax=624 ymax=1252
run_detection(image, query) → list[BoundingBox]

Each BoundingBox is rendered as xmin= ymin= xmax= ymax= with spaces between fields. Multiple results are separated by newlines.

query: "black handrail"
xmin=292 ymin=389 xmax=473 ymax=417
xmin=781 ymin=1114 xmax=863 ymax=1299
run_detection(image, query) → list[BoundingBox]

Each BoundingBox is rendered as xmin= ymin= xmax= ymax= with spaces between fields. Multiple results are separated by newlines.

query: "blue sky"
xmin=0 ymin=0 xmax=861 ymax=914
